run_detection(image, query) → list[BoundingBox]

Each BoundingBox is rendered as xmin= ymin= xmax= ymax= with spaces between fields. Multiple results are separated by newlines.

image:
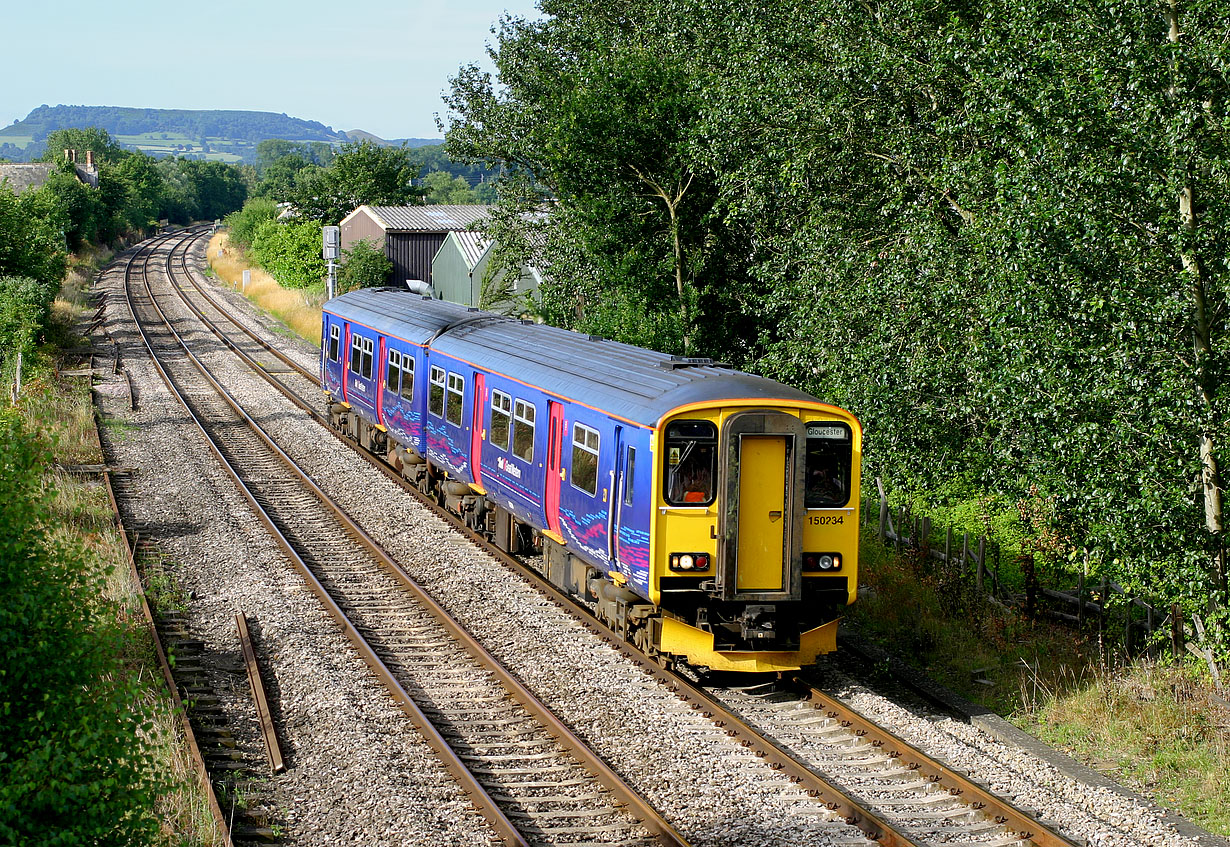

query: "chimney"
xmin=64 ymin=149 xmax=72 ymax=162
xmin=86 ymin=151 xmax=94 ymax=168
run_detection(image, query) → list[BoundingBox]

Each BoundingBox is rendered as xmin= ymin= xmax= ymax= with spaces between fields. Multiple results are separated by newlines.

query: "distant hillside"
xmin=2 ymin=105 xmax=346 ymax=143
xmin=0 ymin=105 xmax=442 ymax=164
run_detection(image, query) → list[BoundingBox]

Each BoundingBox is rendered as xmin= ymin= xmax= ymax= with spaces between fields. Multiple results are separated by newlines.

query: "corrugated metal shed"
xmin=325 ymin=288 xmax=819 ymax=427
xmin=338 ymin=204 xmax=494 ymax=288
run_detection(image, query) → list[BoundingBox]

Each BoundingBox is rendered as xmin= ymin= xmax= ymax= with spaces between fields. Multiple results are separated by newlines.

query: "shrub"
xmin=0 ymin=414 xmax=169 ymax=846
xmin=337 ymin=238 xmax=392 ymax=293
xmin=251 ymin=218 xmax=326 ymax=290
xmin=224 ymin=197 xmax=279 ymax=251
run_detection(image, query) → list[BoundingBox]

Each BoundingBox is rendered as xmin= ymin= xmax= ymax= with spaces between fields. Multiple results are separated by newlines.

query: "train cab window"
xmin=328 ymin=325 xmax=340 ymax=362
xmin=429 ymin=366 xmax=445 ymax=417
xmin=491 ymin=390 xmax=512 ymax=451
xmin=350 ymin=335 xmax=374 ymax=380
xmin=512 ymin=399 xmax=535 ymax=462
xmin=804 ymin=422 xmax=852 ymax=508
xmin=664 ymin=421 xmax=717 ymax=506
xmin=571 ymin=423 xmax=600 ymax=496
xmin=623 ymin=447 xmax=636 ymax=507
xmin=399 ymin=355 xmax=415 ymax=402
xmin=386 ymin=350 xmax=404 ymax=395
xmin=446 ymin=373 xmax=465 ymax=426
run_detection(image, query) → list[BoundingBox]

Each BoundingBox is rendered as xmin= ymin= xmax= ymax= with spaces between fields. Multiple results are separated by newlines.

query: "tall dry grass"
xmin=207 ymin=232 xmax=323 ymax=344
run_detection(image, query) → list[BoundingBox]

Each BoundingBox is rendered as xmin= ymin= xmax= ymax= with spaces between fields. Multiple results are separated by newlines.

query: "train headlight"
xmin=670 ymin=553 xmax=711 ymax=572
xmin=804 ymin=553 xmax=842 ymax=571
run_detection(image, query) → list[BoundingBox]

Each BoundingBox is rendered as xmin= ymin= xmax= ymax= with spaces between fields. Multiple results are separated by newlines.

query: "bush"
xmin=224 ymin=197 xmax=279 ymax=251
xmin=338 ymin=238 xmax=392 ymax=293
xmin=0 ymin=414 xmax=170 ymax=845
xmin=251 ymin=218 xmax=326 ymax=290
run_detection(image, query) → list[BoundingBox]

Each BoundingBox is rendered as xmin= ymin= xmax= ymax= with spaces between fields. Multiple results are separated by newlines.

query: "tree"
xmin=443 ymin=0 xmax=1230 ymax=620
xmin=38 ymin=127 xmax=127 ymax=164
xmin=422 ymin=170 xmax=481 ymax=205
xmin=0 ymin=186 xmax=66 ymax=287
xmin=337 ymin=238 xmax=392 ymax=292
xmin=445 ymin=2 xmax=742 ymax=355
xmin=290 ymin=140 xmax=420 ymax=223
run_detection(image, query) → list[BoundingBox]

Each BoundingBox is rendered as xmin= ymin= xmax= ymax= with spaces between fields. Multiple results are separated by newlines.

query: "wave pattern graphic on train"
xmin=321 ymin=289 xmax=862 ymax=672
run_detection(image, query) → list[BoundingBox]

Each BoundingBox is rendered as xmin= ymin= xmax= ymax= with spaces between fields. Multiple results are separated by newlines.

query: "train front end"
xmin=649 ymin=401 xmax=861 ymax=672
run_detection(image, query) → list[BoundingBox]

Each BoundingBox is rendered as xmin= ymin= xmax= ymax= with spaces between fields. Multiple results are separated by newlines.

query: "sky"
xmin=0 ymin=0 xmax=542 ymax=141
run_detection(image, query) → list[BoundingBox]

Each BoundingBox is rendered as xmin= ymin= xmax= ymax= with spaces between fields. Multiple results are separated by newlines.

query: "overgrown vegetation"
xmin=443 ymin=0 xmax=1230 ymax=648
xmin=208 ymin=232 xmax=323 ymax=344
xmin=0 ymin=343 xmax=221 ymax=845
xmin=850 ymin=527 xmax=1230 ymax=836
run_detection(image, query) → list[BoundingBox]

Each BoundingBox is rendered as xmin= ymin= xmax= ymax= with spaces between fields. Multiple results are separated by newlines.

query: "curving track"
xmin=121 ymin=230 xmax=687 ymax=847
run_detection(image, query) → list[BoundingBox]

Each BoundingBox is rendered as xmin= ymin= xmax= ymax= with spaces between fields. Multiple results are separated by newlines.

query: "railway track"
xmin=123 ymin=232 xmax=688 ymax=847
xmin=142 ymin=229 xmax=1103 ymax=847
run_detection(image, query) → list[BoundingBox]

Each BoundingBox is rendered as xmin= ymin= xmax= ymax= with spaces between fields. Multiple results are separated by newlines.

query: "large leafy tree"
xmin=38 ymin=127 xmax=128 ymax=165
xmin=445 ymin=0 xmax=1230 ymax=614
xmin=290 ymin=140 xmax=420 ymax=223
xmin=445 ymin=2 xmax=740 ymax=354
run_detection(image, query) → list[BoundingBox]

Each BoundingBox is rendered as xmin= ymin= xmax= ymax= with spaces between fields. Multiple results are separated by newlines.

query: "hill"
xmin=0 ymin=105 xmax=442 ymax=163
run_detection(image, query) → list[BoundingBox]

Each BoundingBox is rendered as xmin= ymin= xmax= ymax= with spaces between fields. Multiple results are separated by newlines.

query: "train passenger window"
xmin=386 ymin=350 xmax=402 ymax=395
xmin=429 ymin=366 xmax=445 ymax=417
xmin=512 ymin=400 xmax=535 ymax=462
xmin=623 ymin=447 xmax=636 ymax=507
xmin=446 ymin=373 xmax=465 ymax=425
xmin=491 ymin=390 xmax=512 ymax=451
xmin=350 ymin=336 xmax=374 ymax=380
xmin=571 ymin=423 xmax=600 ymax=496
xmin=328 ymin=325 xmax=340 ymax=362
xmin=399 ymin=356 xmax=415 ymax=402
xmin=664 ymin=420 xmax=717 ymax=506
xmin=804 ymin=422 xmax=852 ymax=508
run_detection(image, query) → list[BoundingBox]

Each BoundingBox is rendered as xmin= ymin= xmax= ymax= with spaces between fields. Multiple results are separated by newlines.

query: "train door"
xmin=608 ymin=426 xmax=624 ymax=562
xmin=471 ymin=372 xmax=486 ymax=488
xmin=544 ymin=400 xmax=565 ymax=538
xmin=736 ymin=435 xmax=787 ymax=591
xmin=375 ymin=336 xmax=387 ymax=425
xmin=719 ymin=411 xmax=806 ymax=602
xmin=342 ymin=323 xmax=351 ymax=404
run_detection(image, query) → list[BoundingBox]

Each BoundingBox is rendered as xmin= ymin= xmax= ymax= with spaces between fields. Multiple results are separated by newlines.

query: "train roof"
xmin=325 ymin=288 xmax=827 ymax=428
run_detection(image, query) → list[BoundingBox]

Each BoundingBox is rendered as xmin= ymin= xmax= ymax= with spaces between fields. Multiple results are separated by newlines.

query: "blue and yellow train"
xmin=321 ymin=289 xmax=861 ymax=672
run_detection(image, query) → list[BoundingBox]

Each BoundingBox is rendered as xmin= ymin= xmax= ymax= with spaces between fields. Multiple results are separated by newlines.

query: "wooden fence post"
xmin=976 ymin=536 xmax=986 ymax=594
xmin=1171 ymin=603 xmax=1184 ymax=658
xmin=1077 ymin=572 xmax=1085 ymax=628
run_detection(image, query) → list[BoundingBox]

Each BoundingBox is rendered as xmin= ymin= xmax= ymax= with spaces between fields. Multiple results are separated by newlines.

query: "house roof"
xmin=0 ymin=163 xmax=58 ymax=195
xmin=343 ymin=204 xmax=493 ymax=233
xmin=0 ymin=162 xmax=99 ymax=195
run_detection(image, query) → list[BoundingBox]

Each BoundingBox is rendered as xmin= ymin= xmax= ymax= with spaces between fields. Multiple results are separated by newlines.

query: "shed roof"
xmin=324 ymin=288 xmax=823 ymax=428
xmin=343 ymin=204 xmax=493 ymax=233
xmin=447 ymin=230 xmax=493 ymax=270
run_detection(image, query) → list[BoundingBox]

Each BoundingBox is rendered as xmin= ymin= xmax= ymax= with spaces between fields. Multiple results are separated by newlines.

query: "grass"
xmin=5 ymin=283 xmax=224 ymax=846
xmin=207 ymin=231 xmax=324 ymax=345
xmin=849 ymin=526 xmax=1230 ymax=836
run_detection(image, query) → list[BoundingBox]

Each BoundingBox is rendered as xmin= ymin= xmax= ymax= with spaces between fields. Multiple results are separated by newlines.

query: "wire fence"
xmin=865 ymin=478 xmax=1223 ymax=687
